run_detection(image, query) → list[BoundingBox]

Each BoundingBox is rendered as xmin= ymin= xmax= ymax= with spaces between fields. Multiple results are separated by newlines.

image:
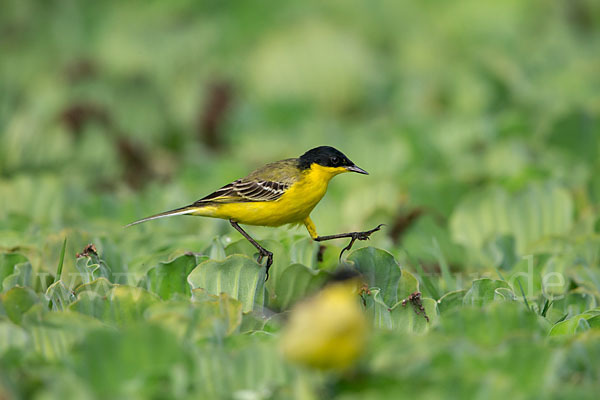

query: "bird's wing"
xmin=126 ymin=178 xmax=290 ymax=226
xmin=126 ymin=159 xmax=302 ymax=226
xmin=195 ymin=178 xmax=291 ymax=203
xmin=193 ymin=159 xmax=302 ymax=204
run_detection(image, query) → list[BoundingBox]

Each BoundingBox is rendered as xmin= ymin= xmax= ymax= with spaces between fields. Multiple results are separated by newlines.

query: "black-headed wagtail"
xmin=127 ymin=146 xmax=383 ymax=277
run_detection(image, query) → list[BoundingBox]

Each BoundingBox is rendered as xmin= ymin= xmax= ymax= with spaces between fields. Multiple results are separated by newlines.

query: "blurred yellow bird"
xmin=280 ymin=272 xmax=368 ymax=370
xmin=127 ymin=146 xmax=382 ymax=277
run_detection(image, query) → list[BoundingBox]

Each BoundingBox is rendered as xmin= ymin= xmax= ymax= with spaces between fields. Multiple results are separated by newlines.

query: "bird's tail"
xmin=125 ymin=205 xmax=199 ymax=227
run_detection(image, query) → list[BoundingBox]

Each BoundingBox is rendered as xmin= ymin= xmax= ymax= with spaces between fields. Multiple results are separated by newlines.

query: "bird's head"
xmin=298 ymin=146 xmax=368 ymax=177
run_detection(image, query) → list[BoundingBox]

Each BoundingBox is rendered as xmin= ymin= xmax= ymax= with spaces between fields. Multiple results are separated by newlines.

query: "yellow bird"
xmin=127 ymin=146 xmax=383 ymax=277
xmin=280 ymin=271 xmax=368 ymax=370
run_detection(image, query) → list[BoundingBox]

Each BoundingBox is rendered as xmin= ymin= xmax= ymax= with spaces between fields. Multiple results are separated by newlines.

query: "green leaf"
xmin=266 ymin=263 xmax=328 ymax=310
xmin=389 ymin=297 xmax=438 ymax=334
xmin=239 ymin=311 xmax=283 ymax=334
xmin=547 ymin=110 xmax=598 ymax=162
xmin=69 ymin=286 xmax=158 ymax=325
xmin=54 ymin=237 xmax=67 ymax=283
xmin=463 ymin=278 xmax=511 ymax=307
xmin=46 ymin=280 xmax=76 ymax=311
xmin=494 ymin=287 xmax=517 ymax=301
xmin=239 ymin=312 xmax=268 ymax=333
xmin=365 ymin=288 xmax=436 ymax=333
xmin=71 ymin=324 xmax=186 ymax=399
xmin=0 ymin=321 xmax=29 ymax=354
xmin=187 ymin=255 xmax=266 ymax=312
xmin=193 ymin=292 xmax=243 ymax=336
xmin=576 ymin=318 xmax=591 ymax=333
xmin=224 ymin=238 xmax=258 ymax=259
xmin=1 ymin=286 xmax=39 ymax=324
xmin=348 ymin=247 xmax=402 ymax=307
xmin=437 ymin=289 xmax=467 ymax=314
xmin=541 ymin=254 xmax=571 ymax=297
xmin=484 ymin=234 xmax=518 ymax=271
xmin=191 ymin=334 xmax=288 ymax=398
xmin=505 ymin=256 xmax=543 ymax=298
xmin=439 ymin=302 xmax=548 ymax=346
xmin=397 ymin=270 xmax=420 ymax=300
xmin=571 ymin=261 xmax=600 ymax=295
xmin=73 ymin=277 xmax=114 ymax=297
xmin=364 ymin=288 xmax=394 ymax=329
xmin=75 ymin=255 xmax=112 ymax=284
xmin=23 ymin=310 xmax=103 ymax=360
xmin=226 ymin=238 xmax=289 ymax=290
xmin=2 ymin=261 xmax=33 ymax=291
xmin=145 ymin=254 xmax=197 ymax=299
xmin=450 ymin=183 xmax=574 ymax=259
xmin=147 ymin=293 xmax=243 ymax=341
xmin=288 ymin=237 xmax=319 ymax=268
xmin=206 ymin=237 xmax=227 ymax=261
xmin=587 ymin=314 xmax=600 ymax=329
xmin=545 ymin=291 xmax=598 ymax=323
xmin=549 ymin=312 xmax=600 ymax=336
xmin=0 ymin=253 xmax=28 ymax=285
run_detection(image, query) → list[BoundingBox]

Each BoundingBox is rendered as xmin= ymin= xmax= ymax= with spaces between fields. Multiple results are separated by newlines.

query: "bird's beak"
xmin=346 ymin=165 xmax=369 ymax=175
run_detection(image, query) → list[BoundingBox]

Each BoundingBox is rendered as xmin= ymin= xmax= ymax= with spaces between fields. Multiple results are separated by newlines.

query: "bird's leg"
xmin=303 ymin=217 xmax=384 ymax=260
xmin=229 ymin=220 xmax=273 ymax=279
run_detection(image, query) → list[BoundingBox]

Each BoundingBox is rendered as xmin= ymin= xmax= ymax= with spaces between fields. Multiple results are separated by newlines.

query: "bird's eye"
xmin=331 ymin=156 xmax=339 ymax=165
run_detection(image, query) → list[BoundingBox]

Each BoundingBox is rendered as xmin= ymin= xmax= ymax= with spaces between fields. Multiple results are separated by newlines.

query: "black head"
xmin=298 ymin=146 xmax=368 ymax=174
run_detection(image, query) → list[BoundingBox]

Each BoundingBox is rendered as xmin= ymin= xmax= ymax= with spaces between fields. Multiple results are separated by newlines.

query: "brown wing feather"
xmin=193 ymin=179 xmax=290 ymax=204
xmin=192 ymin=158 xmax=301 ymax=205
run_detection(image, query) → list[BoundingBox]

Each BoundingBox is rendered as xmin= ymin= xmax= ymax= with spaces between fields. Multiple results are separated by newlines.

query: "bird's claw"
xmin=355 ymin=223 xmax=385 ymax=240
xmin=256 ymin=249 xmax=273 ymax=281
xmin=339 ymin=224 xmax=386 ymax=260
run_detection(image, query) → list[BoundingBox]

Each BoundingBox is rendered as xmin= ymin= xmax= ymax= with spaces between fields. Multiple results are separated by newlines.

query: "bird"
xmin=280 ymin=269 xmax=369 ymax=370
xmin=126 ymin=146 xmax=383 ymax=278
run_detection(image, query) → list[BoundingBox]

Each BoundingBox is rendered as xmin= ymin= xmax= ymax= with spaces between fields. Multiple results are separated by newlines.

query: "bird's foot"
xmin=354 ymin=224 xmax=385 ymax=240
xmin=256 ymin=249 xmax=273 ymax=280
xmin=339 ymin=224 xmax=385 ymax=259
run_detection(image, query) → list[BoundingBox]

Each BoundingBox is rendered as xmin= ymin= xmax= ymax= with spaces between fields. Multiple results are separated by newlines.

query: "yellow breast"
xmin=195 ymin=164 xmax=347 ymax=226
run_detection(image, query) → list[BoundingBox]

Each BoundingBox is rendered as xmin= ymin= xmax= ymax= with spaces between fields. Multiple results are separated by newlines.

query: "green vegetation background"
xmin=1 ymin=0 xmax=599 ymax=399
